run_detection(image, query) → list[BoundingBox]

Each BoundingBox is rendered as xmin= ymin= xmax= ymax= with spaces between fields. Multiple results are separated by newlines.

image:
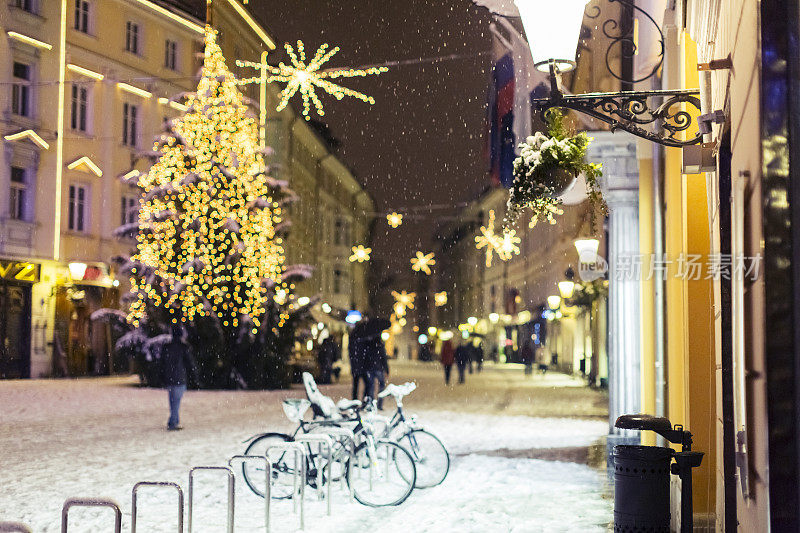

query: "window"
xmin=121 ymin=195 xmax=137 ymax=226
xmin=9 ymin=167 xmax=27 ymax=221
xmin=71 ymin=84 xmax=89 ymax=132
xmin=74 ymin=0 xmax=90 ymax=33
xmin=164 ymin=39 xmax=177 ymax=70
xmin=11 ymin=62 xmax=31 ymax=117
xmin=122 ymin=103 xmax=138 ymax=147
xmin=125 ymin=21 xmax=140 ymax=54
xmin=68 ymin=184 xmax=87 ymax=232
xmin=13 ymin=0 xmax=38 ymax=14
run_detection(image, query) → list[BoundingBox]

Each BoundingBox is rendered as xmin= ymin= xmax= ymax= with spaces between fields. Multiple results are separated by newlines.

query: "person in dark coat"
xmin=362 ymin=334 xmax=390 ymax=409
xmin=440 ymin=339 xmax=455 ymax=385
xmin=520 ymin=342 xmax=535 ymax=376
xmin=472 ymin=341 xmax=484 ymax=373
xmin=455 ymin=341 xmax=471 ymax=384
xmin=162 ymin=325 xmax=193 ymax=430
xmin=349 ymin=321 xmax=369 ymax=400
xmin=317 ymin=335 xmax=339 ymax=384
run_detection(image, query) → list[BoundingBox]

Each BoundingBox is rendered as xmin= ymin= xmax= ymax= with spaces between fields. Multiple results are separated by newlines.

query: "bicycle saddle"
xmin=336 ymin=398 xmax=362 ymax=411
xmin=378 ymin=382 xmax=417 ymax=401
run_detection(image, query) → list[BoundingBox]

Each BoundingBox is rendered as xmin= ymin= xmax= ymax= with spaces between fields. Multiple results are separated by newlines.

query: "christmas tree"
xmin=114 ymin=27 xmax=311 ymax=389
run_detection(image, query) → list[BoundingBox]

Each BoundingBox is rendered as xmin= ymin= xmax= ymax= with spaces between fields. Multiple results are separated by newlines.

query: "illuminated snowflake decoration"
xmin=475 ymin=210 xmax=504 ymax=267
xmin=349 ymin=244 xmax=371 ymax=263
xmin=391 ymin=290 xmax=416 ymax=310
xmin=434 ymin=291 xmax=448 ymax=307
xmin=411 ymin=251 xmax=436 ymax=275
xmin=268 ymin=41 xmax=387 ymax=120
xmin=387 ymin=212 xmax=403 ymax=228
xmin=498 ymin=230 xmax=521 ymax=261
xmin=529 ymin=203 xmax=564 ymax=228
xmin=393 ymin=302 xmax=408 ymax=317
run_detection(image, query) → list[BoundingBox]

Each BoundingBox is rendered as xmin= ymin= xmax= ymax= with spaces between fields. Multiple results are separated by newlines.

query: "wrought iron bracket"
xmin=532 ymin=65 xmax=702 ymax=147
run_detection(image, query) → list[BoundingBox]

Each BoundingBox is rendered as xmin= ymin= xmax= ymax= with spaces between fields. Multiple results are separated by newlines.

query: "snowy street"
xmin=0 ymin=361 xmax=611 ymax=532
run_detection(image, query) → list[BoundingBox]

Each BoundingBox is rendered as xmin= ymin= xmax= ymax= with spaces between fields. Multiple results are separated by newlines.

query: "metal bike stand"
xmin=296 ymin=434 xmax=334 ymax=515
xmin=227 ymin=455 xmax=270 ymax=532
xmin=188 ymin=466 xmax=235 ymax=533
xmin=0 ymin=522 xmax=32 ymax=532
xmin=320 ymin=427 xmax=356 ymax=501
xmin=265 ymin=442 xmax=306 ymax=531
xmin=61 ymin=497 xmax=122 ymax=533
xmin=131 ymin=481 xmax=184 ymax=533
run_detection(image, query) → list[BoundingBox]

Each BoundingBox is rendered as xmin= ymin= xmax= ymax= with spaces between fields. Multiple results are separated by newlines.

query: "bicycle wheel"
xmin=242 ymin=432 xmax=297 ymax=499
xmin=397 ymin=429 xmax=450 ymax=488
xmin=348 ymin=440 xmax=416 ymax=507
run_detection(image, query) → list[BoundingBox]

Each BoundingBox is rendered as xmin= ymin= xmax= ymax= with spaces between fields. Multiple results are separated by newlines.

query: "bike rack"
xmin=296 ymin=434 xmax=334 ymax=515
xmin=0 ymin=522 xmax=32 ymax=532
xmin=131 ymin=481 xmax=184 ymax=533
xmin=265 ymin=442 xmax=307 ymax=531
xmin=227 ymin=455 xmax=270 ymax=531
xmin=61 ymin=497 xmax=122 ymax=533
xmin=188 ymin=466 xmax=234 ymax=533
xmin=318 ymin=427 xmax=356 ymax=501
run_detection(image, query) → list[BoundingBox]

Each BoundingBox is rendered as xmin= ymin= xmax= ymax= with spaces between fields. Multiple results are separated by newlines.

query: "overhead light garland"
xmin=237 ymin=41 xmax=388 ymax=120
xmin=349 ymin=244 xmax=371 ymax=263
xmin=411 ymin=251 xmax=436 ymax=275
xmin=434 ymin=291 xmax=448 ymax=307
xmin=392 ymin=290 xmax=416 ymax=310
xmin=387 ymin=212 xmax=403 ymax=228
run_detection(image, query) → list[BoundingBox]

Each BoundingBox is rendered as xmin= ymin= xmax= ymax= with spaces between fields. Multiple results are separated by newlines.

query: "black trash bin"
xmin=613 ymin=444 xmax=673 ymax=532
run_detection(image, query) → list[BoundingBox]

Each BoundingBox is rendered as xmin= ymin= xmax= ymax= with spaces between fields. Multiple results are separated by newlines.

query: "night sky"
xmin=249 ymin=0 xmax=497 ymax=277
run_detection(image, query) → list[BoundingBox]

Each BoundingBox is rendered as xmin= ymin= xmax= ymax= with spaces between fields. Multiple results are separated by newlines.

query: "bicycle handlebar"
xmin=378 ymin=382 xmax=417 ymax=399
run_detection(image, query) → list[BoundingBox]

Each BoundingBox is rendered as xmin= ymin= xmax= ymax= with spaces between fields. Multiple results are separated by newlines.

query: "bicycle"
xmin=371 ymin=382 xmax=450 ymax=488
xmin=241 ymin=395 xmax=417 ymax=507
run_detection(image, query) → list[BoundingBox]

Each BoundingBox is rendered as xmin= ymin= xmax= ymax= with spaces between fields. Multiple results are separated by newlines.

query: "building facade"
xmin=1 ymin=0 xmax=373 ymax=379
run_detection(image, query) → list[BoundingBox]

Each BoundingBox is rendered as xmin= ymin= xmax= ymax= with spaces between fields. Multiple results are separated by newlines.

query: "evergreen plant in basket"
xmin=505 ymin=110 xmax=606 ymax=231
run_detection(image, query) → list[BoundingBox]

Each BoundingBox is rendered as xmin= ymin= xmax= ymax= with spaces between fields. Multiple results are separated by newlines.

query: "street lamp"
xmin=547 ymin=295 xmax=562 ymax=310
xmin=574 ymin=238 xmax=600 ymax=263
xmin=514 ymin=0 xmax=590 ymax=72
xmin=558 ymin=266 xmax=576 ymax=299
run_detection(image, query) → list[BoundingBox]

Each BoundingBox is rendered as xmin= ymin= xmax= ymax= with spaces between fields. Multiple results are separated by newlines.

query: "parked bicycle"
xmin=241 ymin=388 xmax=417 ymax=507
xmin=369 ymin=382 xmax=450 ymax=488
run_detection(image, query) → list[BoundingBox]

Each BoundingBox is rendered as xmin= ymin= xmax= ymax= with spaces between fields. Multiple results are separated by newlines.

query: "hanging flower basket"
xmin=505 ymin=110 xmax=606 ymax=230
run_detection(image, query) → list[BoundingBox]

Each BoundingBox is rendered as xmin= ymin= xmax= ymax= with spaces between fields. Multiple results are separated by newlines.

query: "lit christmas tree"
xmin=115 ymin=27 xmax=311 ymax=389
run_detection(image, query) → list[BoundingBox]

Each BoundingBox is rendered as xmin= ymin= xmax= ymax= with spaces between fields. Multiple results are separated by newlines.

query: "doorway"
xmin=0 ymin=281 xmax=32 ymax=378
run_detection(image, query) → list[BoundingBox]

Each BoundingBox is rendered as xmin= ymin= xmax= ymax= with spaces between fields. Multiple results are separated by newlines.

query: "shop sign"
xmin=0 ymin=259 xmax=41 ymax=283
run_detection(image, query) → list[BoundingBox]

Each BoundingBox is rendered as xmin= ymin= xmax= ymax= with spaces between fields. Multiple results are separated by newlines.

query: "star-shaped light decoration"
xmin=269 ymin=41 xmax=388 ymax=120
xmin=475 ymin=210 xmax=504 ymax=267
xmin=391 ymin=290 xmax=416 ymax=310
xmin=387 ymin=212 xmax=403 ymax=228
xmin=498 ymin=230 xmax=522 ymax=261
xmin=349 ymin=244 xmax=371 ymax=263
xmin=434 ymin=291 xmax=448 ymax=307
xmin=530 ymin=203 xmax=564 ymax=228
xmin=393 ymin=302 xmax=407 ymax=317
xmin=411 ymin=251 xmax=436 ymax=275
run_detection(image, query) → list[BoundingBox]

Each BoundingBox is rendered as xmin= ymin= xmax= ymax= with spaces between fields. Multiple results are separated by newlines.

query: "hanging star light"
xmin=475 ymin=209 xmax=504 ymax=267
xmin=498 ymin=230 xmax=522 ymax=261
xmin=391 ymin=290 xmax=416 ymax=310
xmin=434 ymin=291 xmax=448 ymax=307
xmin=264 ymin=41 xmax=388 ymax=120
xmin=387 ymin=212 xmax=403 ymax=228
xmin=349 ymin=244 xmax=371 ymax=263
xmin=411 ymin=251 xmax=436 ymax=275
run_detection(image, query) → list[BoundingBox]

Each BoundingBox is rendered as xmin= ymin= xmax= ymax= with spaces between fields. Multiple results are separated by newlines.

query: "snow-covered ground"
xmin=0 ymin=361 xmax=611 ymax=532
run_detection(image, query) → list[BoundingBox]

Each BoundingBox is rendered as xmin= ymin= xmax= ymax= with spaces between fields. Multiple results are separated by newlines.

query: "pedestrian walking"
xmin=472 ymin=341 xmax=484 ymax=373
xmin=317 ymin=335 xmax=339 ymax=384
xmin=520 ymin=342 xmax=534 ymax=376
xmin=162 ymin=325 xmax=194 ymax=431
xmin=363 ymin=333 xmax=390 ymax=409
xmin=348 ymin=323 xmax=367 ymax=400
xmin=455 ymin=341 xmax=471 ymax=384
xmin=440 ymin=339 xmax=455 ymax=385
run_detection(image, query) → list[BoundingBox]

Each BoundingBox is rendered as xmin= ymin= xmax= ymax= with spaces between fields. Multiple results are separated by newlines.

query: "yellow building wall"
xmin=663 ymin=33 xmax=717 ymax=521
xmin=638 ymin=139 xmax=656 ymax=446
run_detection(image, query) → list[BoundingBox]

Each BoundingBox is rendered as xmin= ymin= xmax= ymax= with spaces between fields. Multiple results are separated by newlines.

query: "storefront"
xmin=0 ymin=258 xmax=39 ymax=378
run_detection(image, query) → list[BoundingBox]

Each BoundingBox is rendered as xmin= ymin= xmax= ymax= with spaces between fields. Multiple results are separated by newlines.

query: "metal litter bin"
xmin=613 ymin=444 xmax=672 ymax=532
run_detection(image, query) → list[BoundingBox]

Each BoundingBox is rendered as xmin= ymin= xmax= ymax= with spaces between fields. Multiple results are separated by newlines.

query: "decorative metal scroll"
xmin=532 ymin=63 xmax=703 ymax=147
xmin=585 ymin=0 xmax=665 ymax=84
